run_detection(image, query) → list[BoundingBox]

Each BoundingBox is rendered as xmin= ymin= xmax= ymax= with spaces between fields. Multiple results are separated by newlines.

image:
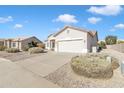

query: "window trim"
xmin=12 ymin=42 xmax=16 ymax=47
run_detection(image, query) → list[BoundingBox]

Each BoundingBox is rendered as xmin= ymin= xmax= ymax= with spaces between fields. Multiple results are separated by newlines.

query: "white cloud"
xmin=14 ymin=24 xmax=23 ymax=29
xmin=0 ymin=16 xmax=13 ymax=23
xmin=109 ymin=23 xmax=124 ymax=32
xmin=53 ymin=14 xmax=78 ymax=24
xmin=87 ymin=5 xmax=123 ymax=16
xmin=114 ymin=23 xmax=124 ymax=29
xmin=88 ymin=17 xmax=102 ymax=24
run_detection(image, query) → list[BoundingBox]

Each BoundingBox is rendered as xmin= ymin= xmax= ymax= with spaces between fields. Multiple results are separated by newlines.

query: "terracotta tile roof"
xmin=2 ymin=36 xmax=35 ymax=41
xmin=12 ymin=36 xmax=31 ymax=41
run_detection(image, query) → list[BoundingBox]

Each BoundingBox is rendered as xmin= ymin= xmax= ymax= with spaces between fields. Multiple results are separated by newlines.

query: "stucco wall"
xmin=6 ymin=40 xmax=11 ymax=48
xmin=0 ymin=41 xmax=4 ymax=46
xmin=87 ymin=33 xmax=92 ymax=52
xmin=92 ymin=34 xmax=98 ymax=46
xmin=55 ymin=28 xmax=87 ymax=41
xmin=87 ymin=33 xmax=98 ymax=52
xmin=10 ymin=41 xmax=21 ymax=49
xmin=46 ymin=35 xmax=55 ymax=50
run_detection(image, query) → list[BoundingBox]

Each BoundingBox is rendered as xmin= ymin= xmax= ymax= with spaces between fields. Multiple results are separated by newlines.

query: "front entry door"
xmin=50 ymin=40 xmax=55 ymax=51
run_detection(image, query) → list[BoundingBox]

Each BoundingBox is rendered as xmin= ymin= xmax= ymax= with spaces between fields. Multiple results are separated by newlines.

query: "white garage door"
xmin=57 ymin=40 xmax=84 ymax=53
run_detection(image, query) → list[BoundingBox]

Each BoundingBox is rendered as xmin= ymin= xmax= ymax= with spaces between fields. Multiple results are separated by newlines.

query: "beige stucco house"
xmin=45 ymin=25 xmax=98 ymax=53
xmin=0 ymin=39 xmax=4 ymax=46
xmin=0 ymin=36 xmax=42 ymax=50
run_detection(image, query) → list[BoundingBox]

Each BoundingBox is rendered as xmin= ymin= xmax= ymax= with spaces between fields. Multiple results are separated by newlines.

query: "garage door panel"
xmin=57 ymin=40 xmax=84 ymax=53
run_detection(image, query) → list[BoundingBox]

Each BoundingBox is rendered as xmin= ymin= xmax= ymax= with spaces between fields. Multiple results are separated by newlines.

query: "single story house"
xmin=45 ymin=25 xmax=98 ymax=53
xmin=0 ymin=39 xmax=4 ymax=46
xmin=0 ymin=36 xmax=42 ymax=50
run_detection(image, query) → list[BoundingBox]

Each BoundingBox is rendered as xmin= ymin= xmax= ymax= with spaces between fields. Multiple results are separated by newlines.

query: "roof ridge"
xmin=53 ymin=25 xmax=97 ymax=37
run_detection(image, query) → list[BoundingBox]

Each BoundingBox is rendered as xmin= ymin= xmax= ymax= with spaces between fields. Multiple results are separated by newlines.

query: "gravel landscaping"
xmin=45 ymin=50 xmax=124 ymax=88
xmin=45 ymin=62 xmax=124 ymax=88
xmin=71 ymin=54 xmax=117 ymax=79
xmin=1 ymin=49 xmax=124 ymax=87
xmin=0 ymin=51 xmax=45 ymax=62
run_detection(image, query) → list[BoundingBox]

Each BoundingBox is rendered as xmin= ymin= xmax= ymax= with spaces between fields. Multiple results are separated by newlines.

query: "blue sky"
xmin=0 ymin=5 xmax=124 ymax=41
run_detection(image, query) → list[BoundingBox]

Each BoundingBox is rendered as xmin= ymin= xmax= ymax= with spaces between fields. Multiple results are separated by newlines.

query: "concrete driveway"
xmin=15 ymin=52 xmax=76 ymax=77
xmin=0 ymin=58 xmax=59 ymax=88
xmin=0 ymin=51 xmax=76 ymax=87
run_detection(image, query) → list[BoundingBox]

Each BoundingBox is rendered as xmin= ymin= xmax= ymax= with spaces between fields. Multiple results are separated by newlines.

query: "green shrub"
xmin=71 ymin=54 xmax=116 ymax=79
xmin=105 ymin=35 xmax=117 ymax=45
xmin=6 ymin=48 xmax=20 ymax=53
xmin=28 ymin=41 xmax=38 ymax=48
xmin=28 ymin=47 xmax=44 ymax=54
xmin=0 ymin=46 xmax=6 ymax=51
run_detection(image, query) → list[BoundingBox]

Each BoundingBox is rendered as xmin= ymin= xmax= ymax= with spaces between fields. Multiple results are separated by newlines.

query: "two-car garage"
xmin=57 ymin=39 xmax=86 ymax=53
xmin=46 ymin=26 xmax=98 ymax=53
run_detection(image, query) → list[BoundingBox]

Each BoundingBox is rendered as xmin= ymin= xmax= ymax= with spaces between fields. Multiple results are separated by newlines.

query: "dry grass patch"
xmin=5 ymin=48 xmax=20 ymax=53
xmin=0 ymin=46 xmax=6 ymax=51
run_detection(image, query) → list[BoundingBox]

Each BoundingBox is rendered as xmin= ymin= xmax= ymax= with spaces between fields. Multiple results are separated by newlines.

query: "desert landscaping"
xmin=0 ymin=30 xmax=124 ymax=88
xmin=45 ymin=49 xmax=124 ymax=88
xmin=0 ymin=47 xmax=124 ymax=87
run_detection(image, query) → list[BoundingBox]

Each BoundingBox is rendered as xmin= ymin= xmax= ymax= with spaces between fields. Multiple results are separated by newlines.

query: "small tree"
xmin=28 ymin=41 xmax=38 ymax=48
xmin=98 ymin=41 xmax=106 ymax=49
xmin=105 ymin=35 xmax=117 ymax=45
xmin=37 ymin=43 xmax=45 ymax=49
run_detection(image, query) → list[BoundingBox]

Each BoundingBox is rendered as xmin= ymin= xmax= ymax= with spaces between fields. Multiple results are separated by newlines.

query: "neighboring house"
xmin=45 ymin=25 xmax=98 ymax=53
xmin=0 ymin=39 xmax=4 ymax=46
xmin=0 ymin=36 xmax=42 ymax=50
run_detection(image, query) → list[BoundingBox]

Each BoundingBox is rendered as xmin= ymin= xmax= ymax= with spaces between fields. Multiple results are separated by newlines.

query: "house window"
xmin=67 ymin=30 xmax=70 ymax=34
xmin=12 ymin=42 xmax=16 ymax=47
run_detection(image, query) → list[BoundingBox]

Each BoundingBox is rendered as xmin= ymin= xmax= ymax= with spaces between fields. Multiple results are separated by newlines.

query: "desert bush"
xmin=28 ymin=47 xmax=44 ymax=54
xmin=71 ymin=54 xmax=115 ymax=79
xmin=0 ymin=46 xmax=6 ymax=51
xmin=22 ymin=46 xmax=30 ymax=51
xmin=28 ymin=41 xmax=38 ymax=48
xmin=37 ymin=43 xmax=45 ymax=49
xmin=6 ymin=48 xmax=20 ymax=53
xmin=111 ymin=57 xmax=119 ymax=70
xmin=105 ymin=35 xmax=117 ymax=45
xmin=98 ymin=41 xmax=106 ymax=49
